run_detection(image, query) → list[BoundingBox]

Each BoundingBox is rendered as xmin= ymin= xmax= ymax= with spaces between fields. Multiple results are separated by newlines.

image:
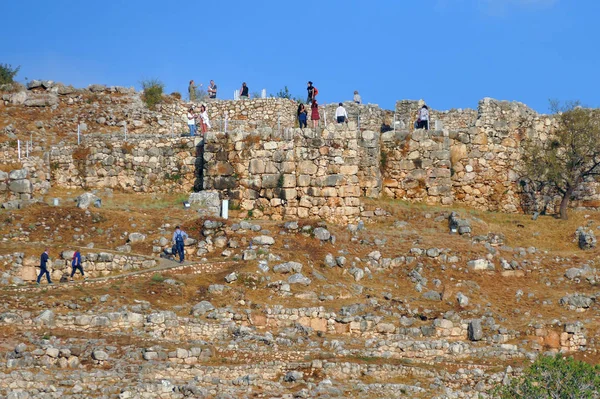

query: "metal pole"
xmin=77 ymin=124 xmax=81 ymax=145
xmin=18 ymin=139 xmax=21 ymax=160
xmin=224 ymin=113 xmax=228 ymax=133
xmin=393 ymin=113 xmax=396 ymax=133
xmin=357 ymin=114 xmax=360 ymax=130
xmin=26 ymin=141 xmax=29 ymax=158
xmin=124 ymin=122 xmax=128 ymax=141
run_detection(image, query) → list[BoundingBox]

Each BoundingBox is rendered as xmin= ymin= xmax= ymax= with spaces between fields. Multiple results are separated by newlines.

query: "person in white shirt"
xmin=187 ymin=107 xmax=197 ymax=136
xmin=417 ymin=105 xmax=430 ymax=130
xmin=335 ymin=103 xmax=348 ymax=124
xmin=353 ymin=90 xmax=361 ymax=104
xmin=199 ymin=104 xmax=211 ymax=133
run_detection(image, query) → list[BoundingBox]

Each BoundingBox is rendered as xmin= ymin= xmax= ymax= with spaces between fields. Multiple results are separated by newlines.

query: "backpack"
xmin=313 ymin=87 xmax=319 ymax=96
xmin=175 ymin=232 xmax=184 ymax=244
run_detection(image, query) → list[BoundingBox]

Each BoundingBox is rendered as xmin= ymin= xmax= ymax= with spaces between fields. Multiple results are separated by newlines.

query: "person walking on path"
xmin=239 ymin=82 xmax=249 ymax=99
xmin=208 ymin=80 xmax=217 ymax=99
xmin=188 ymin=80 xmax=197 ymax=102
xmin=297 ymin=103 xmax=308 ymax=129
xmin=417 ymin=104 xmax=430 ymax=130
xmin=37 ymin=248 xmax=53 ymax=285
xmin=70 ymin=250 xmax=85 ymax=281
xmin=335 ymin=103 xmax=348 ymax=124
xmin=311 ymin=99 xmax=320 ymax=128
xmin=353 ymin=90 xmax=362 ymax=104
xmin=172 ymin=226 xmax=189 ymax=263
xmin=199 ymin=104 xmax=211 ymax=133
xmin=187 ymin=107 xmax=197 ymax=136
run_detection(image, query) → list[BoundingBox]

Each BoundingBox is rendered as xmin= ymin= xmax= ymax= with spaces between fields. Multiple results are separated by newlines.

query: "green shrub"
xmin=495 ymin=355 xmax=600 ymax=398
xmin=151 ymin=273 xmax=165 ymax=283
xmin=0 ymin=63 xmax=20 ymax=85
xmin=141 ymin=78 xmax=164 ymax=109
xmin=170 ymin=91 xmax=182 ymax=100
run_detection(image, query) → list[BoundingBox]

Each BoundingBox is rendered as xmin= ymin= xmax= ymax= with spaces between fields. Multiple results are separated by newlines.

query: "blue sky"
xmin=2 ymin=0 xmax=598 ymax=113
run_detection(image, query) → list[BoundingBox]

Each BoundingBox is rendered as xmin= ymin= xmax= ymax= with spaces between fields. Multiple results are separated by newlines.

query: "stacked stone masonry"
xmin=3 ymin=89 xmax=600 ymax=217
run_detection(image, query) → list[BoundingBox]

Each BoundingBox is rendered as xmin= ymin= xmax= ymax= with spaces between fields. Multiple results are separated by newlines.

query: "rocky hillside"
xmin=0 ymin=192 xmax=599 ymax=398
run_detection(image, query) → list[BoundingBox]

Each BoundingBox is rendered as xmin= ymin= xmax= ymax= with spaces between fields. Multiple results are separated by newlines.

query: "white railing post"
xmin=124 ymin=122 xmax=128 ymax=141
xmin=393 ymin=113 xmax=396 ymax=133
xmin=17 ymin=139 xmax=21 ymax=161
xmin=77 ymin=124 xmax=81 ymax=145
xmin=224 ymin=113 xmax=228 ymax=133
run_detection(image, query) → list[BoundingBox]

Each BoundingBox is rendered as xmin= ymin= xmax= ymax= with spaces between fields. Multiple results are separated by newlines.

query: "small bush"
xmin=194 ymin=87 xmax=209 ymax=102
xmin=151 ymin=273 xmax=165 ymax=283
xmin=170 ymin=91 xmax=182 ymax=100
xmin=0 ymin=63 xmax=20 ymax=85
xmin=495 ymin=355 xmax=600 ymax=398
xmin=165 ymin=172 xmax=182 ymax=182
xmin=141 ymin=78 xmax=164 ymax=110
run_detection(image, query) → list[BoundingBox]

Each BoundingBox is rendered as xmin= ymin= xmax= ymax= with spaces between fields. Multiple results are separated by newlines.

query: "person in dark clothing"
xmin=239 ymin=82 xmax=249 ymax=98
xmin=70 ymin=250 xmax=85 ymax=281
xmin=172 ymin=226 xmax=189 ymax=263
xmin=297 ymin=103 xmax=307 ymax=129
xmin=306 ymin=81 xmax=316 ymax=104
xmin=37 ymin=248 xmax=53 ymax=285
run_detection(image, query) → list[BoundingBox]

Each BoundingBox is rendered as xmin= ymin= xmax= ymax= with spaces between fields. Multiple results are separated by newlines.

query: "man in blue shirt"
xmin=70 ymin=250 xmax=85 ymax=281
xmin=172 ymin=226 xmax=189 ymax=263
xmin=37 ymin=248 xmax=53 ymax=285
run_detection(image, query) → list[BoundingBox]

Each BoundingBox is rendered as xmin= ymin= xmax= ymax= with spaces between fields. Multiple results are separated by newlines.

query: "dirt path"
xmin=1 ymin=257 xmax=238 ymax=293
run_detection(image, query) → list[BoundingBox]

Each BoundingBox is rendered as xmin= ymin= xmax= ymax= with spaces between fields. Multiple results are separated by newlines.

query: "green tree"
xmin=521 ymin=101 xmax=600 ymax=219
xmin=0 ymin=63 xmax=20 ymax=85
xmin=271 ymin=86 xmax=303 ymax=102
xmin=141 ymin=78 xmax=164 ymax=109
xmin=495 ymin=355 xmax=600 ymax=398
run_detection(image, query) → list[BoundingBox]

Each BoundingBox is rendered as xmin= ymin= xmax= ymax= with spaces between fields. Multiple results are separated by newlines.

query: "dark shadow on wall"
xmin=194 ymin=140 xmax=204 ymax=192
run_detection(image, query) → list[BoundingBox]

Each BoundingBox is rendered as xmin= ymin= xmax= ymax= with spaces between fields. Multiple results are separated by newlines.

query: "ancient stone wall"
xmin=0 ymin=158 xmax=50 ymax=207
xmin=4 ymin=85 xmax=600 ymax=217
xmin=48 ymin=135 xmax=200 ymax=192
xmin=202 ymin=123 xmax=375 ymax=221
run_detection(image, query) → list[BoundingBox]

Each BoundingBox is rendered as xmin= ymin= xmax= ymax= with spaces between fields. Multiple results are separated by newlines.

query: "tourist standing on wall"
xmin=311 ymin=99 xmax=320 ymax=128
xmin=188 ymin=80 xmax=197 ymax=102
xmin=200 ymin=104 xmax=211 ymax=133
xmin=307 ymin=81 xmax=318 ymax=104
xmin=187 ymin=107 xmax=197 ymax=136
xmin=37 ymin=248 xmax=53 ymax=285
xmin=239 ymin=82 xmax=249 ymax=98
xmin=417 ymin=105 xmax=430 ymax=130
xmin=297 ymin=103 xmax=308 ymax=129
xmin=172 ymin=226 xmax=189 ymax=263
xmin=208 ymin=80 xmax=217 ymax=99
xmin=335 ymin=103 xmax=348 ymax=124
xmin=70 ymin=250 xmax=85 ymax=281
xmin=353 ymin=90 xmax=361 ymax=104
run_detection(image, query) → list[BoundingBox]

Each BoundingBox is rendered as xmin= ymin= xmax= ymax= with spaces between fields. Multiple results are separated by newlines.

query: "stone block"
xmin=298 ymin=161 xmax=317 ymax=175
xmin=8 ymin=179 xmax=32 ymax=194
